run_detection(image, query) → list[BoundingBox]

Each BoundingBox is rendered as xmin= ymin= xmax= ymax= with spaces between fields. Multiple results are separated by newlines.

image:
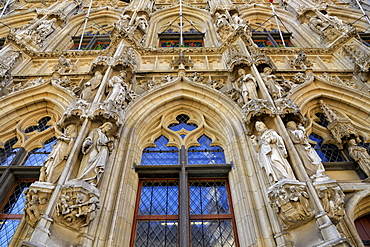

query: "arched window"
xmin=24 ymin=116 xmax=52 ymax=133
xmin=314 ymin=113 xmax=329 ymax=128
xmin=133 ymin=113 xmax=237 ymax=246
xmin=23 ymin=137 xmax=56 ymax=166
xmin=0 ymin=137 xmax=19 ymax=166
xmin=355 ymin=213 xmax=370 ymax=246
xmin=309 ymin=133 xmax=347 ymax=162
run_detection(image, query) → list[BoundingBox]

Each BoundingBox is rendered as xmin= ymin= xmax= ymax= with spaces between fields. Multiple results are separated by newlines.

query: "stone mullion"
xmin=179 ymin=145 xmax=189 ymax=247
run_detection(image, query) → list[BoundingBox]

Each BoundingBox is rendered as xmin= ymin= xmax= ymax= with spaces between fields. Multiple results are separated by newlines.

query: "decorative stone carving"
xmin=116 ymin=13 xmax=131 ymax=32
xmin=41 ymin=124 xmax=78 ymax=184
xmin=56 ymin=180 xmax=100 ymax=230
xmin=320 ymin=100 xmax=359 ymax=146
xmin=343 ymin=45 xmax=370 ymax=82
xmin=24 ymin=182 xmax=54 ymax=228
xmin=316 ymin=184 xmax=345 ymax=224
xmin=91 ymin=48 xmax=137 ymax=72
xmin=242 ymin=99 xmax=276 ymax=124
xmin=291 ymin=71 xmax=314 ymax=85
xmin=135 ymin=15 xmax=148 ymax=33
xmin=268 ymin=180 xmax=314 ymax=229
xmin=251 ymin=121 xmax=296 ymax=184
xmin=80 ymin=71 xmax=103 ymax=102
xmin=170 ymin=50 xmax=194 ymax=70
xmin=288 ymin=51 xmax=313 ymax=70
xmin=0 ymin=51 xmax=21 ymax=80
xmin=23 ymin=77 xmax=45 ymax=88
xmin=235 ymin=69 xmax=258 ymax=104
xmin=286 ymin=121 xmax=326 ymax=178
xmin=73 ymin=122 xmax=114 ymax=186
xmin=188 ymin=72 xmax=204 ymax=83
xmin=141 ymin=79 xmax=156 ymax=91
xmin=53 ymin=54 xmax=77 ymax=73
xmin=161 ymin=74 xmax=175 ymax=83
xmin=348 ymin=138 xmax=370 ymax=177
xmin=51 ymin=72 xmax=78 ymax=93
xmin=274 ymin=98 xmax=302 ymax=117
xmin=104 ymin=71 xmax=128 ymax=107
xmin=261 ymin=67 xmax=285 ymax=100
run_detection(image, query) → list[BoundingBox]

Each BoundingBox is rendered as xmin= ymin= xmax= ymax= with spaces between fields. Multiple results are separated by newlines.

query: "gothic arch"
xmin=93 ymin=79 xmax=273 ymax=247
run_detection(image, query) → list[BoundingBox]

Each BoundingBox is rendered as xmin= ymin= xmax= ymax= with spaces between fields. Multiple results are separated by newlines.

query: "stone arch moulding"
xmin=97 ymin=79 xmax=267 ymax=246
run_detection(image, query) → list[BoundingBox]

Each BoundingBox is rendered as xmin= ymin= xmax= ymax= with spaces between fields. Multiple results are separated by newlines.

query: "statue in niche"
xmin=80 ymin=71 xmax=103 ymax=102
xmin=251 ymin=121 xmax=296 ymax=184
xmin=236 ymin=68 xmax=258 ymax=104
xmin=261 ymin=67 xmax=285 ymax=100
xmin=105 ymin=70 xmax=128 ymax=106
xmin=135 ymin=15 xmax=148 ymax=32
xmin=215 ymin=12 xmax=229 ymax=28
xmin=75 ymin=122 xmax=114 ymax=186
xmin=36 ymin=18 xmax=56 ymax=37
xmin=41 ymin=124 xmax=77 ymax=184
xmin=286 ymin=121 xmax=326 ymax=178
xmin=116 ymin=13 xmax=131 ymax=30
xmin=54 ymin=54 xmax=76 ymax=73
xmin=348 ymin=138 xmax=370 ymax=177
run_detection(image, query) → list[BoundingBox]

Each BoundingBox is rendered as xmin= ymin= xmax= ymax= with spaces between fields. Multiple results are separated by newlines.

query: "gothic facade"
xmin=0 ymin=0 xmax=370 ymax=246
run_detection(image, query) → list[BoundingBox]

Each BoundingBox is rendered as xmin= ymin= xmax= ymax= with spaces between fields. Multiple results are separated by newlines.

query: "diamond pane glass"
xmin=135 ymin=221 xmax=178 ymax=247
xmin=25 ymin=116 xmax=51 ymax=133
xmin=141 ymin=136 xmax=179 ymax=165
xmin=23 ymin=137 xmax=56 ymax=166
xmin=0 ymin=137 xmax=19 ymax=166
xmin=189 ymin=180 xmax=230 ymax=215
xmin=1 ymin=181 xmax=32 ymax=214
xmin=0 ymin=219 xmax=21 ymax=246
xmin=309 ymin=133 xmax=346 ymax=162
xmin=188 ymin=135 xmax=226 ymax=165
xmin=358 ymin=137 xmax=370 ymax=155
xmin=190 ymin=220 xmax=235 ymax=247
xmin=139 ymin=181 xmax=179 ymax=215
xmin=315 ymin=113 xmax=329 ymax=127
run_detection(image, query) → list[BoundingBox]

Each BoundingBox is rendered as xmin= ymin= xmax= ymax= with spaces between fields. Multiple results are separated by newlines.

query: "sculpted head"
xmin=263 ymin=67 xmax=272 ymax=75
xmin=348 ymin=139 xmax=357 ymax=146
xmin=100 ymin=122 xmax=113 ymax=133
xmin=238 ymin=68 xmax=246 ymax=76
xmin=255 ymin=121 xmax=268 ymax=133
xmin=286 ymin=121 xmax=297 ymax=130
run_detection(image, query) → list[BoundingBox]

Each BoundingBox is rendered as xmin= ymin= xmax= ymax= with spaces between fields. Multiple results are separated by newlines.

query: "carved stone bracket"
xmin=320 ymin=100 xmax=359 ymax=146
xmin=288 ymin=51 xmax=313 ymax=70
xmin=170 ymin=51 xmax=194 ymax=70
xmin=0 ymin=51 xmax=21 ymax=79
xmin=55 ymin=180 xmax=100 ymax=231
xmin=242 ymin=99 xmax=276 ymax=124
xmin=268 ymin=180 xmax=314 ymax=230
xmin=275 ymin=98 xmax=304 ymax=120
xmin=90 ymin=48 xmax=137 ymax=72
xmin=313 ymin=180 xmax=345 ymax=225
xmin=24 ymin=182 xmax=55 ymax=228
xmin=343 ymin=44 xmax=370 ymax=82
xmin=61 ymin=100 xmax=125 ymax=127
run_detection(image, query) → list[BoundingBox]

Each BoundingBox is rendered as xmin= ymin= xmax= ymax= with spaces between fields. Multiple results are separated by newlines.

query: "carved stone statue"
xmin=318 ymin=185 xmax=345 ymax=224
xmin=136 ymin=15 xmax=148 ymax=32
xmin=75 ymin=122 xmax=114 ymax=186
xmin=80 ymin=71 xmax=103 ymax=102
xmin=286 ymin=121 xmax=326 ymax=178
xmin=232 ymin=13 xmax=246 ymax=27
xmin=105 ymin=70 xmax=128 ymax=106
xmin=215 ymin=12 xmax=229 ymax=28
xmin=348 ymin=138 xmax=370 ymax=177
xmin=116 ymin=13 xmax=131 ymax=31
xmin=251 ymin=121 xmax=296 ymax=184
xmin=36 ymin=18 xmax=56 ymax=38
xmin=236 ymin=68 xmax=258 ymax=103
xmin=42 ymin=124 xmax=77 ymax=184
xmin=53 ymin=54 xmax=76 ymax=73
xmin=261 ymin=67 xmax=285 ymax=100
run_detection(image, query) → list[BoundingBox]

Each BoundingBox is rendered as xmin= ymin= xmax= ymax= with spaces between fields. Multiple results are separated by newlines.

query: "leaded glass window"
xmin=0 ymin=181 xmax=33 ymax=246
xmin=23 ymin=137 xmax=56 ymax=166
xmin=141 ymin=136 xmax=179 ymax=165
xmin=0 ymin=137 xmax=19 ymax=166
xmin=315 ymin=113 xmax=329 ymax=128
xmin=24 ymin=116 xmax=52 ymax=133
xmin=309 ymin=133 xmax=347 ymax=162
xmin=188 ymin=135 xmax=226 ymax=165
xmin=133 ymin=179 xmax=236 ymax=247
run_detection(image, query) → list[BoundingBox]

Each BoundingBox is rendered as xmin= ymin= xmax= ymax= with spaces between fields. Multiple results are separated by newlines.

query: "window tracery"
xmin=0 ymin=137 xmax=19 ymax=166
xmin=23 ymin=137 xmax=56 ymax=166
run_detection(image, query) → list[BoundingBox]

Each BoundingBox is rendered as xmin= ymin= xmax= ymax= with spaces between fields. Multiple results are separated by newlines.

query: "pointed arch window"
xmin=24 ymin=116 xmax=52 ymax=133
xmin=141 ymin=136 xmax=179 ymax=165
xmin=188 ymin=135 xmax=226 ymax=165
xmin=0 ymin=137 xmax=19 ymax=166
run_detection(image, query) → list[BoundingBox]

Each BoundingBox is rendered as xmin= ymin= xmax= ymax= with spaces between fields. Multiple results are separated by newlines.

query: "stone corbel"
xmin=55 ymin=180 xmax=100 ymax=231
xmin=268 ymin=180 xmax=315 ymax=230
xmin=24 ymin=182 xmax=55 ymax=228
xmin=242 ymin=99 xmax=276 ymax=124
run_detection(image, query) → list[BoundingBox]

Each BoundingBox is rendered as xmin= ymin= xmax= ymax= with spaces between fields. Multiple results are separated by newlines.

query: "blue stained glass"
xmin=190 ymin=220 xmax=235 ymax=247
xmin=0 ymin=220 xmax=21 ymax=246
xmin=309 ymin=133 xmax=346 ymax=162
xmin=141 ymin=136 xmax=179 ymax=165
xmin=0 ymin=138 xmax=19 ymax=166
xmin=135 ymin=220 xmax=178 ymax=247
xmin=188 ymin=135 xmax=226 ymax=165
xmin=138 ymin=181 xmax=179 ymax=215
